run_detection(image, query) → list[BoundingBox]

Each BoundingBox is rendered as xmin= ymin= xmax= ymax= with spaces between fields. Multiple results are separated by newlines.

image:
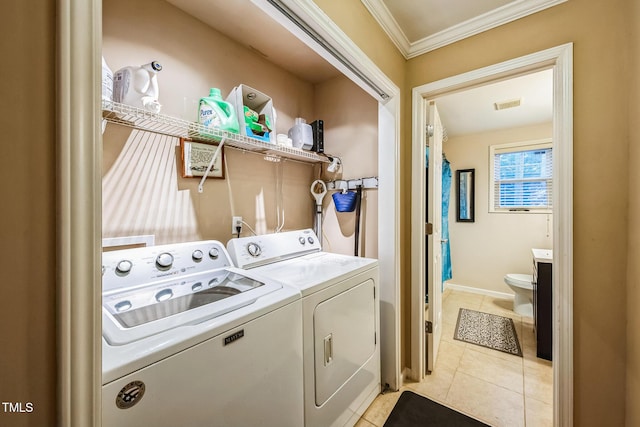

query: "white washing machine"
xmin=101 ymin=240 xmax=303 ymax=427
xmin=227 ymin=229 xmax=380 ymax=427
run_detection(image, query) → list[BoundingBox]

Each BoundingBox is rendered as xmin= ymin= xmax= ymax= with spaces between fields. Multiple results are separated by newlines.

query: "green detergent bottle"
xmin=197 ymin=88 xmax=239 ymax=138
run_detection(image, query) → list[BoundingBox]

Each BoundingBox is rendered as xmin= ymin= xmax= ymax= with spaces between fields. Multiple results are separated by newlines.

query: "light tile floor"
xmin=357 ymin=289 xmax=553 ymax=427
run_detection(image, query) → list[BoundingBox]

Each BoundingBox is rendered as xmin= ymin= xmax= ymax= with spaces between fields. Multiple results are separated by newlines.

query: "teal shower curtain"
xmin=441 ymin=157 xmax=452 ymax=285
xmin=425 ymin=149 xmax=453 ymax=293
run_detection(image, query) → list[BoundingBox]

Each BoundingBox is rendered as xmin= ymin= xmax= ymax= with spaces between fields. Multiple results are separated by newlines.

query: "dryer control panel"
xmin=227 ymin=229 xmax=321 ymax=269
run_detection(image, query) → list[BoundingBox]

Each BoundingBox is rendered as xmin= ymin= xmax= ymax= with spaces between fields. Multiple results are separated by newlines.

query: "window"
xmin=489 ymin=139 xmax=552 ymax=213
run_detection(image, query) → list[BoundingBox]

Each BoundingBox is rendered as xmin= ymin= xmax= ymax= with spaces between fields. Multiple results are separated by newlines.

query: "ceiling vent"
xmin=494 ymin=98 xmax=522 ymax=110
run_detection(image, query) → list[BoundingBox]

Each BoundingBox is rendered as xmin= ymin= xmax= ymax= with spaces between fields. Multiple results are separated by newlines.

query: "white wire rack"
xmin=102 ymin=100 xmax=330 ymax=164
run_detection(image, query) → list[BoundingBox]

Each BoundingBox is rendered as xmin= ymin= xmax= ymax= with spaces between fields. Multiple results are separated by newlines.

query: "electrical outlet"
xmin=232 ymin=216 xmax=243 ymax=235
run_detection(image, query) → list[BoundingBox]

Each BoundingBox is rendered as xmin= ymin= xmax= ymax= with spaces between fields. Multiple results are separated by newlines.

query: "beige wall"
xmin=0 ymin=1 xmax=57 ymax=426
xmin=445 ymin=124 xmax=553 ymax=294
xmin=103 ymin=0 xmax=315 ymax=127
xmin=627 ymin=0 xmax=640 ymax=424
xmin=102 ymin=126 xmax=316 ymax=244
xmin=406 ymin=1 xmax=630 ymax=425
xmin=103 ymin=0 xmax=317 ymax=243
xmin=102 ymin=0 xmax=375 ymax=244
xmin=312 ymin=0 xmax=406 ymax=85
xmin=314 ymin=75 xmax=378 ymax=258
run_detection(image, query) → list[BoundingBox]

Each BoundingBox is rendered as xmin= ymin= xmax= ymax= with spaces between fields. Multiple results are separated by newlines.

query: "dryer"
xmin=101 ymin=240 xmax=303 ymax=427
xmin=227 ymin=229 xmax=380 ymax=427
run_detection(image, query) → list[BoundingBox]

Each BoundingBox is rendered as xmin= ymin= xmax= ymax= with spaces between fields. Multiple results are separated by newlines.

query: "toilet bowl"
xmin=504 ymin=273 xmax=534 ymax=317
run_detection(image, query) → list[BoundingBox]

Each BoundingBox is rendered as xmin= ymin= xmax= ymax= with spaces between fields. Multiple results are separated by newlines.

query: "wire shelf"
xmin=102 ymin=101 xmax=329 ymax=163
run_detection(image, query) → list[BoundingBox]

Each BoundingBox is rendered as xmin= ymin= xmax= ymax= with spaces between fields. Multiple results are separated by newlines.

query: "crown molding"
xmin=362 ymin=0 xmax=568 ymax=59
xmin=360 ymin=0 xmax=411 ymax=56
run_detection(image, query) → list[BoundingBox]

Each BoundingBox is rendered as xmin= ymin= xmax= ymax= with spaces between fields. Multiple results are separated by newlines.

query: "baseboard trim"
xmin=445 ymin=282 xmax=514 ymax=300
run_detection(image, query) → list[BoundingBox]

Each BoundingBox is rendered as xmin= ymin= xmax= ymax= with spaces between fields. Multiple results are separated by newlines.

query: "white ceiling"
xmin=165 ymin=0 xmax=341 ymax=84
xmin=361 ymin=0 xmax=567 ymax=58
xmin=434 ymin=69 xmax=553 ymax=138
xmin=165 ymin=0 xmax=554 ymax=136
xmin=384 ymin=0 xmax=513 ymax=41
xmin=363 ymin=0 xmax=558 ymax=135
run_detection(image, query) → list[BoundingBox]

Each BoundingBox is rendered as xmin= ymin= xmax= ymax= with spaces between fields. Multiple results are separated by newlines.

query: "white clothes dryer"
xmin=101 ymin=240 xmax=303 ymax=427
xmin=227 ymin=229 xmax=380 ymax=427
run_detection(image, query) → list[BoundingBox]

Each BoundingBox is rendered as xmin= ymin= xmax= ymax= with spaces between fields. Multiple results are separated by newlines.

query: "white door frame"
xmin=410 ymin=43 xmax=573 ymax=426
xmin=57 ymin=0 xmax=103 ymax=425
xmin=58 ymin=0 xmax=402 ymax=425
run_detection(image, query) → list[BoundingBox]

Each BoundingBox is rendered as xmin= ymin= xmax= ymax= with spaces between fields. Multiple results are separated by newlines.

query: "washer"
xmin=227 ymin=229 xmax=380 ymax=427
xmin=101 ymin=240 xmax=303 ymax=427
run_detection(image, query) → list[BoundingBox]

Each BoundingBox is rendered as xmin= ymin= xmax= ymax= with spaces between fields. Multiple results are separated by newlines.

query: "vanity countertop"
xmin=532 ymin=248 xmax=553 ymax=263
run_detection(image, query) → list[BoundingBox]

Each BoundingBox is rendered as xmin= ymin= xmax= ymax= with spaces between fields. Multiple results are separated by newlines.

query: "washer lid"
xmin=105 ymin=272 xmax=263 ymax=329
xmin=102 ymin=269 xmax=282 ymax=345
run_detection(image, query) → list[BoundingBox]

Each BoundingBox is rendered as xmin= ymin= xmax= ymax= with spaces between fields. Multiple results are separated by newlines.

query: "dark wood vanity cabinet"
xmin=533 ymin=259 xmax=553 ymax=360
xmin=533 ymin=259 xmax=552 ymax=361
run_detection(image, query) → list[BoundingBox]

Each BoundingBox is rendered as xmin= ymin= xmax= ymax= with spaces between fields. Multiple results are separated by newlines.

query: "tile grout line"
xmin=362 ymin=289 xmax=550 ymax=427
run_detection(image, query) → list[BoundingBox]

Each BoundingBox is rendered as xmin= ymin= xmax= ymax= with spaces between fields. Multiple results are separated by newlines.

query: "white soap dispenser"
xmin=288 ymin=117 xmax=313 ymax=150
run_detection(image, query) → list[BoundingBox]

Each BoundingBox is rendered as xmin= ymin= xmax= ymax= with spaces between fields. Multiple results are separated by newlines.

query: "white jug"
xmin=113 ymin=61 xmax=162 ymax=113
xmin=288 ymin=117 xmax=313 ymax=150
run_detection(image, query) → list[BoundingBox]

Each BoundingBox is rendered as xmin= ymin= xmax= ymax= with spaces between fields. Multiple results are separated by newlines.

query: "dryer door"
xmin=314 ymin=279 xmax=376 ymax=406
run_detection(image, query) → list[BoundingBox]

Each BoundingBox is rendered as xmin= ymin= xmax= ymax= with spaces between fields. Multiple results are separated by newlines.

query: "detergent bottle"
xmin=197 ymin=88 xmax=240 ymax=137
xmin=113 ymin=61 xmax=162 ymax=113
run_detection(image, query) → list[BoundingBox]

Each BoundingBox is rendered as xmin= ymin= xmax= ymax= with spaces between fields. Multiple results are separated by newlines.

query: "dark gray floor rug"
xmin=383 ymin=391 xmax=489 ymax=427
xmin=454 ymin=308 xmax=522 ymax=356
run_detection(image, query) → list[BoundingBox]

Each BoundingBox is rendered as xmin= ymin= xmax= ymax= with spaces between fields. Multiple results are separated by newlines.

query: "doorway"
xmin=410 ymin=44 xmax=573 ymax=426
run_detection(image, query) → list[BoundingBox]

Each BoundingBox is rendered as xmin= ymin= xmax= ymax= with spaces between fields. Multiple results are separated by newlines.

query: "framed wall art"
xmin=456 ymin=168 xmax=475 ymax=222
xmin=180 ymin=138 xmax=225 ymax=179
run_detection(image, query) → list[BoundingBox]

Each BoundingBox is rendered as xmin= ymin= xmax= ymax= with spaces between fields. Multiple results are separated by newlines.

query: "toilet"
xmin=504 ymin=273 xmax=534 ymax=317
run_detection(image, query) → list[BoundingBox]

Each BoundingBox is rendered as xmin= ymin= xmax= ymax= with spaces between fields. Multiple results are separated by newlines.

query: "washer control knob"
xmin=247 ymin=242 xmax=261 ymax=257
xmin=307 ymin=236 xmax=314 ymax=244
xmin=298 ymin=237 xmax=306 ymax=245
xmin=156 ymin=252 xmax=174 ymax=269
xmin=116 ymin=260 xmax=133 ymax=274
xmin=192 ymin=249 xmax=203 ymax=261
xmin=209 ymin=248 xmax=219 ymax=259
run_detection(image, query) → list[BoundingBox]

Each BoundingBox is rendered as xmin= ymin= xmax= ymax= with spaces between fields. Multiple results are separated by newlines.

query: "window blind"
xmin=493 ymin=147 xmax=553 ymax=210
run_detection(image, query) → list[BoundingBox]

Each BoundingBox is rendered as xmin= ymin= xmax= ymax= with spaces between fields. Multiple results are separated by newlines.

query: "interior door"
xmin=426 ymin=101 xmax=443 ymax=372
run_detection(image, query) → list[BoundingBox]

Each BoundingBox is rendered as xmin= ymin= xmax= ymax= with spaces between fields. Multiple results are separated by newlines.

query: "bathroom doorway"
xmin=410 ymin=44 xmax=573 ymax=426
